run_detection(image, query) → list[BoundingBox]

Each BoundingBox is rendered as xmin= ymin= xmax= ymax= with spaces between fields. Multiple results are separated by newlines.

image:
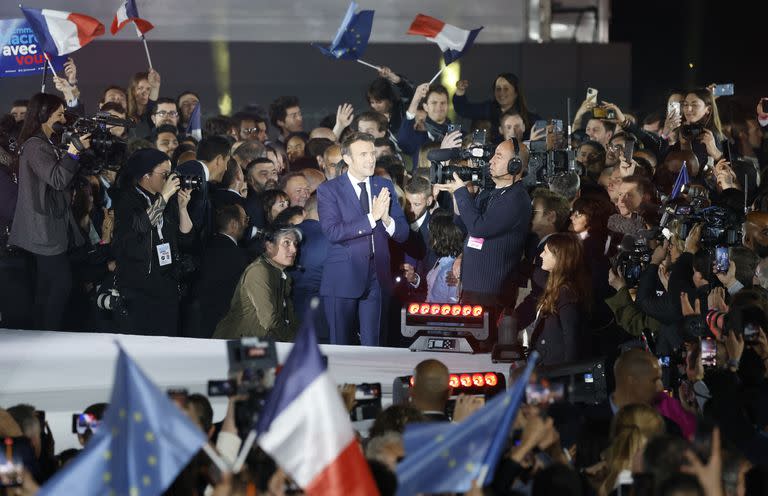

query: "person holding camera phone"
xmin=9 ymin=93 xmax=91 ymax=331
xmin=111 ymin=148 xmax=193 ymax=336
xmin=673 ymin=89 xmax=725 ymax=170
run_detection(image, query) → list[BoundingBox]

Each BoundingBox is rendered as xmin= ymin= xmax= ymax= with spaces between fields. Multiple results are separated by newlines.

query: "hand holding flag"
xmin=312 ymin=1 xmax=379 ymax=71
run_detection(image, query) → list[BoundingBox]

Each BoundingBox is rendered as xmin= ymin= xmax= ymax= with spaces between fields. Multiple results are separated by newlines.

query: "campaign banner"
xmin=0 ymin=18 xmax=66 ymax=78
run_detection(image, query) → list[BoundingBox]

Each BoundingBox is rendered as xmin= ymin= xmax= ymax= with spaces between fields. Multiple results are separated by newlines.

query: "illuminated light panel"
xmin=484 ymin=373 xmax=498 ymax=386
xmin=459 ymin=374 xmax=472 ymax=387
xmin=449 ymin=375 xmax=459 ymax=388
xmin=472 ymin=373 xmax=485 ymax=387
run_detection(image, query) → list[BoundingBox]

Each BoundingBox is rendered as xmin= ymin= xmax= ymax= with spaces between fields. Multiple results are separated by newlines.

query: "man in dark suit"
xmin=291 ymin=194 xmax=331 ymax=342
xmin=195 ymin=204 xmax=249 ymax=338
xmin=317 ymin=132 xmax=409 ymax=346
xmin=410 ymin=359 xmax=451 ymax=422
xmin=212 ymin=159 xmax=247 ymax=210
xmin=243 ymin=157 xmax=279 ymax=231
xmin=175 ymin=135 xmax=231 ymax=246
xmin=400 ymin=176 xmax=436 ymax=300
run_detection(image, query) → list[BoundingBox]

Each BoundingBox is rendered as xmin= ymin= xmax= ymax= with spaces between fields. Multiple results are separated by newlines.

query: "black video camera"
xmin=427 ymin=144 xmax=494 ymax=189
xmin=178 ymin=175 xmax=203 ymax=190
xmin=56 ymin=111 xmax=132 ymax=174
xmin=680 ymin=123 xmax=705 ymax=140
xmin=673 ymin=205 xmax=743 ymax=248
xmin=613 ymin=236 xmax=652 ymax=288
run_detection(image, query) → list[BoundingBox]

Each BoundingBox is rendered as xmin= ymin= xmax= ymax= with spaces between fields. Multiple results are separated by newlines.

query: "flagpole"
xmin=428 ymin=62 xmax=450 ymax=85
xmin=140 ymin=35 xmax=153 ymax=70
xmin=40 ymin=55 xmax=48 ymax=92
xmin=232 ymin=430 xmax=257 ymax=474
xmin=43 ymin=53 xmax=59 ymax=78
xmin=201 ymin=443 xmax=231 ymax=475
xmin=355 ymin=59 xmax=381 ymax=71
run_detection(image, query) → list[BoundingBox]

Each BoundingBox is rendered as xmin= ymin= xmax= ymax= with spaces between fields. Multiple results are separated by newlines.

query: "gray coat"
xmin=8 ymin=134 xmax=83 ymax=256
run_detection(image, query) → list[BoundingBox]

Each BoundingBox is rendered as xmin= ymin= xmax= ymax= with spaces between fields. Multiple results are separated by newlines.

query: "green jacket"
xmin=605 ymin=287 xmax=661 ymax=337
xmin=213 ymin=256 xmax=298 ymax=341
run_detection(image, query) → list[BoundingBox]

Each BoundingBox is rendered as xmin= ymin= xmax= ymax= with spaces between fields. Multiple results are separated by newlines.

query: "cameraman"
xmin=437 ymin=139 xmax=531 ymax=306
xmin=111 ymin=149 xmax=192 ymax=336
xmin=9 ymin=93 xmax=91 ymax=330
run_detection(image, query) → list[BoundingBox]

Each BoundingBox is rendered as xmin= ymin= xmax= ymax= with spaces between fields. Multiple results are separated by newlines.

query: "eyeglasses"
xmin=154 ymin=170 xmax=171 ymax=179
xmin=242 ymin=127 xmax=261 ymax=134
xmin=155 ymin=111 xmax=179 ymax=117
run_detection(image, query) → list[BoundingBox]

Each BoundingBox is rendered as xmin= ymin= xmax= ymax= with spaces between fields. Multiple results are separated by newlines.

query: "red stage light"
xmin=472 ymin=373 xmax=485 ymax=387
xmin=461 ymin=305 xmax=472 ymax=316
xmin=451 ymin=305 xmax=462 ymax=316
xmin=408 ymin=303 xmax=420 ymax=314
xmin=472 ymin=305 xmax=483 ymax=317
xmin=409 ymin=376 xmax=414 ymax=387
xmin=440 ymin=304 xmax=451 ymax=315
xmin=484 ymin=373 xmax=498 ymax=386
xmin=420 ymin=303 xmax=430 ymax=315
xmin=459 ymin=374 xmax=472 ymax=387
xmin=430 ymin=304 xmax=440 ymax=315
xmin=449 ymin=375 xmax=459 ymax=388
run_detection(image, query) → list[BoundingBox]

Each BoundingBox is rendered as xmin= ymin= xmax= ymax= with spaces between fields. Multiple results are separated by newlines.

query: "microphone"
xmin=94 ymin=111 xmax=135 ymax=129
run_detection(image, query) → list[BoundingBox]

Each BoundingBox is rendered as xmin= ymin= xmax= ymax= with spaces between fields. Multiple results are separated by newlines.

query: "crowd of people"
xmin=1 ymin=53 xmax=768 ymax=494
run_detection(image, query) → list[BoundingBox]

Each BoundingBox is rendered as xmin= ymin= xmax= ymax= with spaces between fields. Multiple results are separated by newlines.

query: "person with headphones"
xmin=436 ymin=138 xmax=532 ymax=307
xmin=9 ymin=93 xmax=91 ymax=330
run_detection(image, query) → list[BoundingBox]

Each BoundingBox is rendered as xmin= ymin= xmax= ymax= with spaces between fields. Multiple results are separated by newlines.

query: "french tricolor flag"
xmin=256 ymin=313 xmax=379 ymax=496
xmin=21 ymin=7 xmax=105 ymax=56
xmin=407 ymin=14 xmax=483 ymax=64
xmin=111 ymin=0 xmax=154 ymax=36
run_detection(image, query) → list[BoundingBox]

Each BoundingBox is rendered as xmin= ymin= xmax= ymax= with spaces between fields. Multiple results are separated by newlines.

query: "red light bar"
xmin=449 ymin=375 xmax=459 ymax=388
xmin=459 ymin=374 xmax=472 ymax=387
xmin=406 ymin=303 xmax=485 ymax=317
xmin=407 ymin=372 xmax=500 ymax=390
xmin=484 ymin=373 xmax=498 ymax=387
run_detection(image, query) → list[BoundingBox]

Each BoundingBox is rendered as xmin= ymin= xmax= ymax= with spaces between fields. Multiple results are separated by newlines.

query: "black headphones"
xmin=507 ymin=137 xmax=522 ymax=176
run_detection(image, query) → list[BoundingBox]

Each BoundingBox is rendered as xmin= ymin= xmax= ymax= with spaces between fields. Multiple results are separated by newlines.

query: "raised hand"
xmin=455 ymin=79 xmax=469 ymax=96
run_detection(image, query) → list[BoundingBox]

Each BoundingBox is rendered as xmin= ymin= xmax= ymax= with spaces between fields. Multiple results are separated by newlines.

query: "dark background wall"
xmin=0 ymin=41 xmax=630 ymax=128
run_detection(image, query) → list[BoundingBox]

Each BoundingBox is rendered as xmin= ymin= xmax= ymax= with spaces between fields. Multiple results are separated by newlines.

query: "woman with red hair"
xmin=529 ymin=232 xmax=592 ymax=366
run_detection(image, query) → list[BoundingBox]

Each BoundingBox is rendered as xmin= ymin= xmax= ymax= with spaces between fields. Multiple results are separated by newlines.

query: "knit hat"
xmin=124 ymin=148 xmax=170 ymax=181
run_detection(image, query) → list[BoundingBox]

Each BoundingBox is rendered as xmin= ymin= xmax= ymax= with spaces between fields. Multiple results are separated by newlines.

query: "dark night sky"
xmin=610 ymin=0 xmax=768 ymax=114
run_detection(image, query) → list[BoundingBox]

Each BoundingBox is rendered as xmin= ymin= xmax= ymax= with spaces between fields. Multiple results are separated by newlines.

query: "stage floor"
xmin=0 ymin=329 xmax=510 ymax=451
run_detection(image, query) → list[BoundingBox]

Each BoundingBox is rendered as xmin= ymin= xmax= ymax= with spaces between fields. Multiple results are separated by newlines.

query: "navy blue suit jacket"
xmin=175 ymin=160 xmax=213 ymax=243
xmin=317 ymin=173 xmax=409 ymax=299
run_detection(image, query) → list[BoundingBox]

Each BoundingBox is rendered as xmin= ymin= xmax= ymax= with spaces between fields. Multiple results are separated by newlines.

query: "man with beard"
xmin=244 ymin=158 xmax=278 ymax=230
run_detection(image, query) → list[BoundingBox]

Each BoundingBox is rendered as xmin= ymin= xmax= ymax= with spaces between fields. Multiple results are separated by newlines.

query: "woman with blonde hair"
xmin=598 ymin=404 xmax=665 ymax=495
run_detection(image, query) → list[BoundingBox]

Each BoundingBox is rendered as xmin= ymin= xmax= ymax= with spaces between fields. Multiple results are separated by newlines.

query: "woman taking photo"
xmin=529 ymin=232 xmax=591 ymax=366
xmin=453 ymin=73 xmax=540 ymax=142
xmin=111 ymin=148 xmax=192 ymax=336
xmin=9 ymin=93 xmax=91 ymax=330
xmin=675 ymin=88 xmax=724 ymax=171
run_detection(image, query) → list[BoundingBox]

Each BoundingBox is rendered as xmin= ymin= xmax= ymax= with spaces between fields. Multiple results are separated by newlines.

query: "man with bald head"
xmin=410 ymin=359 xmax=451 ymax=421
xmin=309 ymin=127 xmax=338 ymax=142
xmin=302 ymin=168 xmax=326 ymax=194
xmin=743 ymin=211 xmax=768 ymax=260
xmin=436 ymin=138 xmax=532 ymax=307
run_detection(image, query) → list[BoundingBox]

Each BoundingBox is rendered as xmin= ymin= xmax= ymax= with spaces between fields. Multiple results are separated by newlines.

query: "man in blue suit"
xmin=318 ymin=132 xmax=409 ymax=346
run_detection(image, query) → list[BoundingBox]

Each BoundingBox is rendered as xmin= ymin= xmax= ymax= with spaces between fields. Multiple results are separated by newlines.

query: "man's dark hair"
xmin=11 ymin=99 xmax=29 ymax=108
xmin=533 ymin=189 xmax=571 ymax=232
xmin=232 ymin=111 xmax=263 ymax=128
xmin=368 ymin=459 xmax=397 ymax=496
xmin=100 ymin=85 xmax=127 ymax=103
xmin=221 ymin=158 xmax=241 ymax=189
xmin=424 ymin=84 xmax=449 ymax=103
xmin=305 ymin=138 xmax=335 ymax=159
xmin=154 ymin=97 xmax=177 ymax=109
xmin=269 ymin=96 xmax=300 ymax=128
xmin=404 ymin=176 xmax=432 ymax=197
xmin=187 ymin=393 xmax=213 ymax=433
xmin=100 ymin=102 xmax=126 ymax=115
xmin=642 ymin=434 xmax=689 ymax=493
xmin=278 ymin=171 xmax=308 ymax=191
xmin=216 ymin=204 xmax=244 ymax=233
xmin=233 ymin=140 xmax=266 ymax=164
xmin=374 ymin=137 xmax=395 ymax=152
xmin=6 ymin=404 xmax=37 ymax=435
xmin=176 ymin=90 xmax=200 ymax=106
xmin=340 ymin=131 xmax=375 ymax=156
xmin=367 ymin=77 xmax=396 ymax=105
xmin=622 ymin=174 xmax=655 ymax=201
xmin=354 ymin=111 xmax=388 ymax=133
xmin=376 ymin=155 xmax=405 ymax=187
xmin=532 ymin=464 xmax=584 ymax=496
xmin=203 ymin=115 xmax=234 ymax=139
xmin=197 ymin=135 xmax=232 ymax=162
xmin=245 ymin=157 xmax=274 ymax=175
xmin=151 ymin=124 xmax=178 ymax=145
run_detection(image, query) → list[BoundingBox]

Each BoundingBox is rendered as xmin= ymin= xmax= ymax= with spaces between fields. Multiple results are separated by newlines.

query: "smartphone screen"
xmin=713 ymin=84 xmax=734 ymax=97
xmin=701 ymin=338 xmax=717 ymax=367
xmin=525 ymin=381 xmax=565 ymax=405
xmin=355 ymin=383 xmax=382 ymax=400
xmin=586 ymin=87 xmax=598 ymax=101
xmin=715 ymin=246 xmax=729 ymax=273
xmin=667 ymin=101 xmax=681 ymax=116
xmin=471 ymin=129 xmax=486 ymax=144
xmin=744 ymin=323 xmax=759 ymax=342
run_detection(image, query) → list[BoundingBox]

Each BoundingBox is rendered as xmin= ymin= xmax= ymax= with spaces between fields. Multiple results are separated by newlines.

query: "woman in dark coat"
xmin=9 ymin=93 xmax=90 ymax=330
xmin=111 ymin=148 xmax=193 ymax=336
xmin=530 ymin=232 xmax=592 ymax=366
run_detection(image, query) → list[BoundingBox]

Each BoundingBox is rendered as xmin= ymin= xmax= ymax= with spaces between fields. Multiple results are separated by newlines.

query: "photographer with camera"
xmin=673 ymin=89 xmax=725 ymax=171
xmin=8 ymin=93 xmax=91 ymax=331
xmin=436 ymin=138 xmax=532 ymax=307
xmin=111 ymin=148 xmax=193 ymax=336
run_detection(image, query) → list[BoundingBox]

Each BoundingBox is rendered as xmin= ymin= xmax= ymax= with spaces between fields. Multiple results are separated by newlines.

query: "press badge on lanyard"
xmin=155 ymin=216 xmax=172 ymax=266
xmin=467 ymin=236 xmax=485 ymax=250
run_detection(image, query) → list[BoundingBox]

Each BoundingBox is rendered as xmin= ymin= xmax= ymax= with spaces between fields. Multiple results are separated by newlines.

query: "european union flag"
xmin=396 ymin=352 xmax=539 ymax=495
xmin=186 ymin=101 xmax=202 ymax=141
xmin=670 ymin=160 xmax=690 ymax=199
xmin=38 ymin=345 xmax=207 ymax=496
xmin=312 ymin=1 xmax=374 ymax=60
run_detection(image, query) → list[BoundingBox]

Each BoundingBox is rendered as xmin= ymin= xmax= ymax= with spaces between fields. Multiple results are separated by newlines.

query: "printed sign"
xmin=0 ymin=18 xmax=66 ymax=78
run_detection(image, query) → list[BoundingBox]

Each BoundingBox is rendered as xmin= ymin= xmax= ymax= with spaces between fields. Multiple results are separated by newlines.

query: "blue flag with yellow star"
xmin=395 ymin=352 xmax=539 ymax=495
xmin=38 ymin=345 xmax=207 ymax=496
xmin=312 ymin=1 xmax=374 ymax=60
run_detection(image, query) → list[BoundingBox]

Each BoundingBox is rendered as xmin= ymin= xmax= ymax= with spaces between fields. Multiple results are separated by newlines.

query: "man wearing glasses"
xmin=151 ymin=97 xmax=180 ymax=129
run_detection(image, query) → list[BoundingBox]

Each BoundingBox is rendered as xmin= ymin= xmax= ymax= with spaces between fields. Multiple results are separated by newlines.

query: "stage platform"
xmin=0 ymin=329 xmax=510 ymax=451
